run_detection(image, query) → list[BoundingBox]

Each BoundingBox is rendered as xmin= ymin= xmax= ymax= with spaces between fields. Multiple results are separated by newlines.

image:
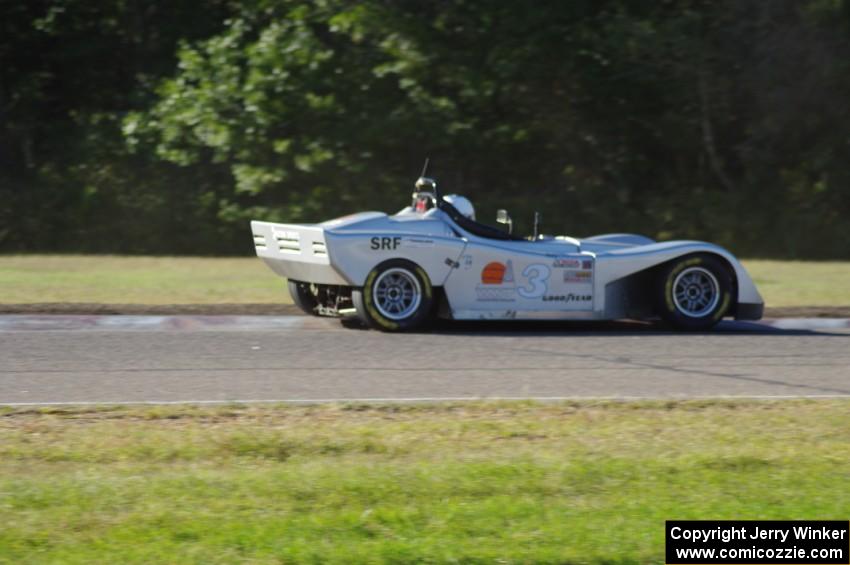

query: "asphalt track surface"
xmin=1 ymin=315 xmax=849 ymax=405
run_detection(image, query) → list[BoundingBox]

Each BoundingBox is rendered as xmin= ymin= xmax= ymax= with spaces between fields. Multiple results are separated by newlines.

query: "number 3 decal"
xmin=518 ymin=264 xmax=550 ymax=298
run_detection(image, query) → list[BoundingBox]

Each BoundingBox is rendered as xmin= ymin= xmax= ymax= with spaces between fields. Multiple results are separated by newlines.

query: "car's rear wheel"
xmin=352 ymin=259 xmax=433 ymax=331
xmin=656 ymin=254 xmax=734 ymax=331
xmin=288 ymin=280 xmax=319 ymax=316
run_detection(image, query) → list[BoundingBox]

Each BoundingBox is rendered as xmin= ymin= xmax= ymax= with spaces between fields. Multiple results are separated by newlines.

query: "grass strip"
xmin=2 ymin=255 xmax=850 ymax=307
xmin=0 ymin=255 xmax=289 ymax=304
xmin=0 ymin=399 xmax=847 ymax=563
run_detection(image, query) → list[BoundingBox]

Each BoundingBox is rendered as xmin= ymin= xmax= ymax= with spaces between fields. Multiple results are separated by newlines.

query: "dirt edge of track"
xmin=2 ymin=303 xmax=849 ymax=319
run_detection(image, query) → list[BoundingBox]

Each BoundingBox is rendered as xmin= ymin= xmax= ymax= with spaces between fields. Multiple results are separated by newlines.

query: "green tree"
xmin=3 ymin=0 xmax=849 ymax=257
xmin=0 ymin=0 xmax=233 ymax=253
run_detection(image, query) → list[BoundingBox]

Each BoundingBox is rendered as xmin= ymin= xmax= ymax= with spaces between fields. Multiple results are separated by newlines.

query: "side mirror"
xmin=496 ymin=209 xmax=513 ymax=234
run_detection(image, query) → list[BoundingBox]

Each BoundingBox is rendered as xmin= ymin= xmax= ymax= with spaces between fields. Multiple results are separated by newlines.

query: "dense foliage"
xmin=2 ymin=0 xmax=850 ymax=256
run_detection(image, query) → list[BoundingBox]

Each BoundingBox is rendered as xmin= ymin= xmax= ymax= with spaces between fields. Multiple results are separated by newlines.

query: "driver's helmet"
xmin=443 ymin=194 xmax=475 ymax=220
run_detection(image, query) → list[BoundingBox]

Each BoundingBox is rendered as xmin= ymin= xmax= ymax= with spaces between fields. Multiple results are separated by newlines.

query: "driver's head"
xmin=411 ymin=190 xmax=435 ymax=213
xmin=443 ymin=194 xmax=475 ymax=220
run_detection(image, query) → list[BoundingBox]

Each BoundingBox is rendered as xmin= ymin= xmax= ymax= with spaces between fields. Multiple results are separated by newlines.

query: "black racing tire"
xmin=351 ymin=259 xmax=434 ymax=332
xmin=287 ymin=280 xmax=319 ymax=316
xmin=655 ymin=254 xmax=734 ymax=331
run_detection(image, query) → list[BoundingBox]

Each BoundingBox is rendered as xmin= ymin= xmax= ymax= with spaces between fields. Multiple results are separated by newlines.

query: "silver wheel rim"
xmin=672 ymin=266 xmax=720 ymax=318
xmin=373 ymin=268 xmax=422 ymax=320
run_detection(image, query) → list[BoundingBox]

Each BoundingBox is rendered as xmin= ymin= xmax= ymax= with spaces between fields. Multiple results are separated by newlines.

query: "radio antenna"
xmin=420 ymin=157 xmax=430 ymax=178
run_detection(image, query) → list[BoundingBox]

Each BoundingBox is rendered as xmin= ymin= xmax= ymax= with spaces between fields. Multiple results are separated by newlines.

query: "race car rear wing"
xmin=250 ymin=221 xmax=349 ymax=285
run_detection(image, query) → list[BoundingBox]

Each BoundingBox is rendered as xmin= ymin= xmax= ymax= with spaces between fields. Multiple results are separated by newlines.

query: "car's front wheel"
xmin=656 ymin=254 xmax=734 ymax=331
xmin=352 ymin=259 xmax=433 ymax=331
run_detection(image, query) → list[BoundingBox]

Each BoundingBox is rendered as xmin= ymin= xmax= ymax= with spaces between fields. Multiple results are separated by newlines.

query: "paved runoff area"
xmin=1 ymin=315 xmax=849 ymax=405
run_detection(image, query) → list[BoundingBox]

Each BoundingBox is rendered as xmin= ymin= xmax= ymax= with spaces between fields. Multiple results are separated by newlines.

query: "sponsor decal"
xmin=481 ymin=261 xmax=510 ymax=284
xmin=475 ymin=287 xmax=517 ymax=301
xmin=552 ymin=258 xmax=580 ymax=268
xmin=272 ymin=229 xmax=299 ymax=240
xmin=563 ymin=270 xmax=593 ymax=283
xmin=462 ymin=255 xmax=473 ymax=270
xmin=582 ymin=259 xmax=593 ymax=270
xmin=475 ymin=261 xmax=552 ymax=301
xmin=542 ymin=293 xmax=592 ymax=303
xmin=476 ymin=260 xmax=517 ymax=301
xmin=370 ymin=236 xmax=401 ymax=250
xmin=405 ymin=237 xmax=434 ymax=248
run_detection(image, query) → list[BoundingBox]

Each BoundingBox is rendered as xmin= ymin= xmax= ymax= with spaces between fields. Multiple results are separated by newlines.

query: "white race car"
xmin=251 ymin=175 xmax=763 ymax=331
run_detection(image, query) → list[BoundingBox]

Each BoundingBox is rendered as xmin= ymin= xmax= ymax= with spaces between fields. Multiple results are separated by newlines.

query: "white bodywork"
xmin=251 ymin=205 xmax=763 ymax=321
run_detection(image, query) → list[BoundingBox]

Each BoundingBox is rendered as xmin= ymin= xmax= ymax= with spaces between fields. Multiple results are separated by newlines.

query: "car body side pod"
xmin=594 ymin=241 xmax=763 ymax=320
